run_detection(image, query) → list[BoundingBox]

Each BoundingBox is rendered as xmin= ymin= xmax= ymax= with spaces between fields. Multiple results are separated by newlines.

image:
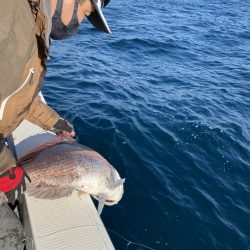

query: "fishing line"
xmin=66 ymin=34 xmax=153 ymax=250
xmin=23 ymin=223 xmax=155 ymax=250
xmin=75 ymin=38 xmax=80 ymax=84
xmin=105 ymin=227 xmax=155 ymax=250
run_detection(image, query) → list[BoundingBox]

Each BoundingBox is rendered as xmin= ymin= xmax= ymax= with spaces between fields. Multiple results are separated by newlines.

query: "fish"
xmin=1 ymin=137 xmax=125 ymax=215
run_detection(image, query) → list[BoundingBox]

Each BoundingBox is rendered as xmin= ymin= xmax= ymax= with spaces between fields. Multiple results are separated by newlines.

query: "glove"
xmin=53 ymin=118 xmax=74 ymax=133
xmin=53 ymin=118 xmax=75 ymax=137
xmin=0 ymin=166 xmax=31 ymax=204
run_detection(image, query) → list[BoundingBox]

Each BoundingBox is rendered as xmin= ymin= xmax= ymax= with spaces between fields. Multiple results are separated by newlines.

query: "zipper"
xmin=0 ymin=68 xmax=35 ymax=120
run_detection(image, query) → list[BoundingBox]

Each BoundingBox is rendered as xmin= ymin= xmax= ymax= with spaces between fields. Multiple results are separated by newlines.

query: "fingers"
xmin=53 ymin=118 xmax=74 ymax=133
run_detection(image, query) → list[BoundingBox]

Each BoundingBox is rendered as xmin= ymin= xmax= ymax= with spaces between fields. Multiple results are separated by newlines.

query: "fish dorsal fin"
xmin=97 ymin=193 xmax=106 ymax=215
xmin=26 ymin=185 xmax=73 ymax=199
xmin=17 ymin=138 xmax=75 ymax=165
xmin=109 ymin=178 xmax=125 ymax=189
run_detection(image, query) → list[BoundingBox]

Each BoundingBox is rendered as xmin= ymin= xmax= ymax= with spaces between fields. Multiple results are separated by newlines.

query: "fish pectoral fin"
xmin=97 ymin=193 xmax=106 ymax=216
xmin=77 ymin=190 xmax=87 ymax=199
xmin=26 ymin=185 xmax=73 ymax=199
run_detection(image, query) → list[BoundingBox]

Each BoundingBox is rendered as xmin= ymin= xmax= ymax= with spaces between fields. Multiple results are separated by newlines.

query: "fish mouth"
xmin=92 ymin=195 xmax=116 ymax=206
xmin=112 ymin=169 xmax=124 ymax=201
xmin=93 ymin=169 xmax=124 ymax=209
xmin=104 ymin=199 xmax=116 ymax=206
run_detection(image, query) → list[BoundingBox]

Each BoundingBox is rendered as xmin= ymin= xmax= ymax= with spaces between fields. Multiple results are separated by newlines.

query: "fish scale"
xmin=17 ymin=138 xmax=125 ymax=214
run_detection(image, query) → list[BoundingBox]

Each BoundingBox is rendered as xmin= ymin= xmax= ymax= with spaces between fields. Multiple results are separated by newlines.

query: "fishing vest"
xmin=0 ymin=0 xmax=59 ymax=140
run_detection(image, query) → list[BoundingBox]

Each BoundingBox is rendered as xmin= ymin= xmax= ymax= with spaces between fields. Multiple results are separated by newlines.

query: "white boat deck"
xmin=12 ymin=119 xmax=115 ymax=250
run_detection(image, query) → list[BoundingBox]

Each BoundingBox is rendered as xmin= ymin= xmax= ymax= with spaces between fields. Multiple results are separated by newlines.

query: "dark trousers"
xmin=0 ymin=203 xmax=24 ymax=250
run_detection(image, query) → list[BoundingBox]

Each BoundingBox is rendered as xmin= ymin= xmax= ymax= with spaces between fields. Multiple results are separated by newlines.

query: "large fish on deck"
xmin=10 ymin=137 xmax=124 ymax=214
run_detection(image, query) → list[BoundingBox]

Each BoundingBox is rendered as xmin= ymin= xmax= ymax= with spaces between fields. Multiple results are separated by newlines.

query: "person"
xmin=0 ymin=0 xmax=111 ymax=249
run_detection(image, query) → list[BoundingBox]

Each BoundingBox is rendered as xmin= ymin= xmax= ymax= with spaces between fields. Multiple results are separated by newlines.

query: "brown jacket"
xmin=0 ymin=0 xmax=60 ymax=174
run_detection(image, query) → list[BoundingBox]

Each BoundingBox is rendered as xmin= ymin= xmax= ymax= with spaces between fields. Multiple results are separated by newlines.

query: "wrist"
xmin=53 ymin=118 xmax=74 ymax=133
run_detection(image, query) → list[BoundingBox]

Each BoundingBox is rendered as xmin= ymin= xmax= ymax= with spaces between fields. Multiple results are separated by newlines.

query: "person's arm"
xmin=26 ymin=95 xmax=75 ymax=136
xmin=25 ymin=95 xmax=60 ymax=130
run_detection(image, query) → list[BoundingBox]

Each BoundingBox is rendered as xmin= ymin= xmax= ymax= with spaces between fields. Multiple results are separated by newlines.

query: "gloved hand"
xmin=0 ymin=166 xmax=31 ymax=204
xmin=53 ymin=118 xmax=75 ymax=137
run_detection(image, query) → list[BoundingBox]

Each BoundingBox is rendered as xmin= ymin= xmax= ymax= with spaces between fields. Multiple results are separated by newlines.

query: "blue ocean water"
xmin=44 ymin=0 xmax=250 ymax=249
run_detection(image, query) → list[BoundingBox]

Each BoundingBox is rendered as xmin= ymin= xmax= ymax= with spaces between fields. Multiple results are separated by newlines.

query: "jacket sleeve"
xmin=0 ymin=0 xmax=36 ymax=103
xmin=25 ymin=95 xmax=60 ymax=130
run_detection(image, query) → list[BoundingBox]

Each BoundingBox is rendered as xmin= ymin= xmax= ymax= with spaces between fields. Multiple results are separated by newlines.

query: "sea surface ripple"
xmin=44 ymin=0 xmax=250 ymax=249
